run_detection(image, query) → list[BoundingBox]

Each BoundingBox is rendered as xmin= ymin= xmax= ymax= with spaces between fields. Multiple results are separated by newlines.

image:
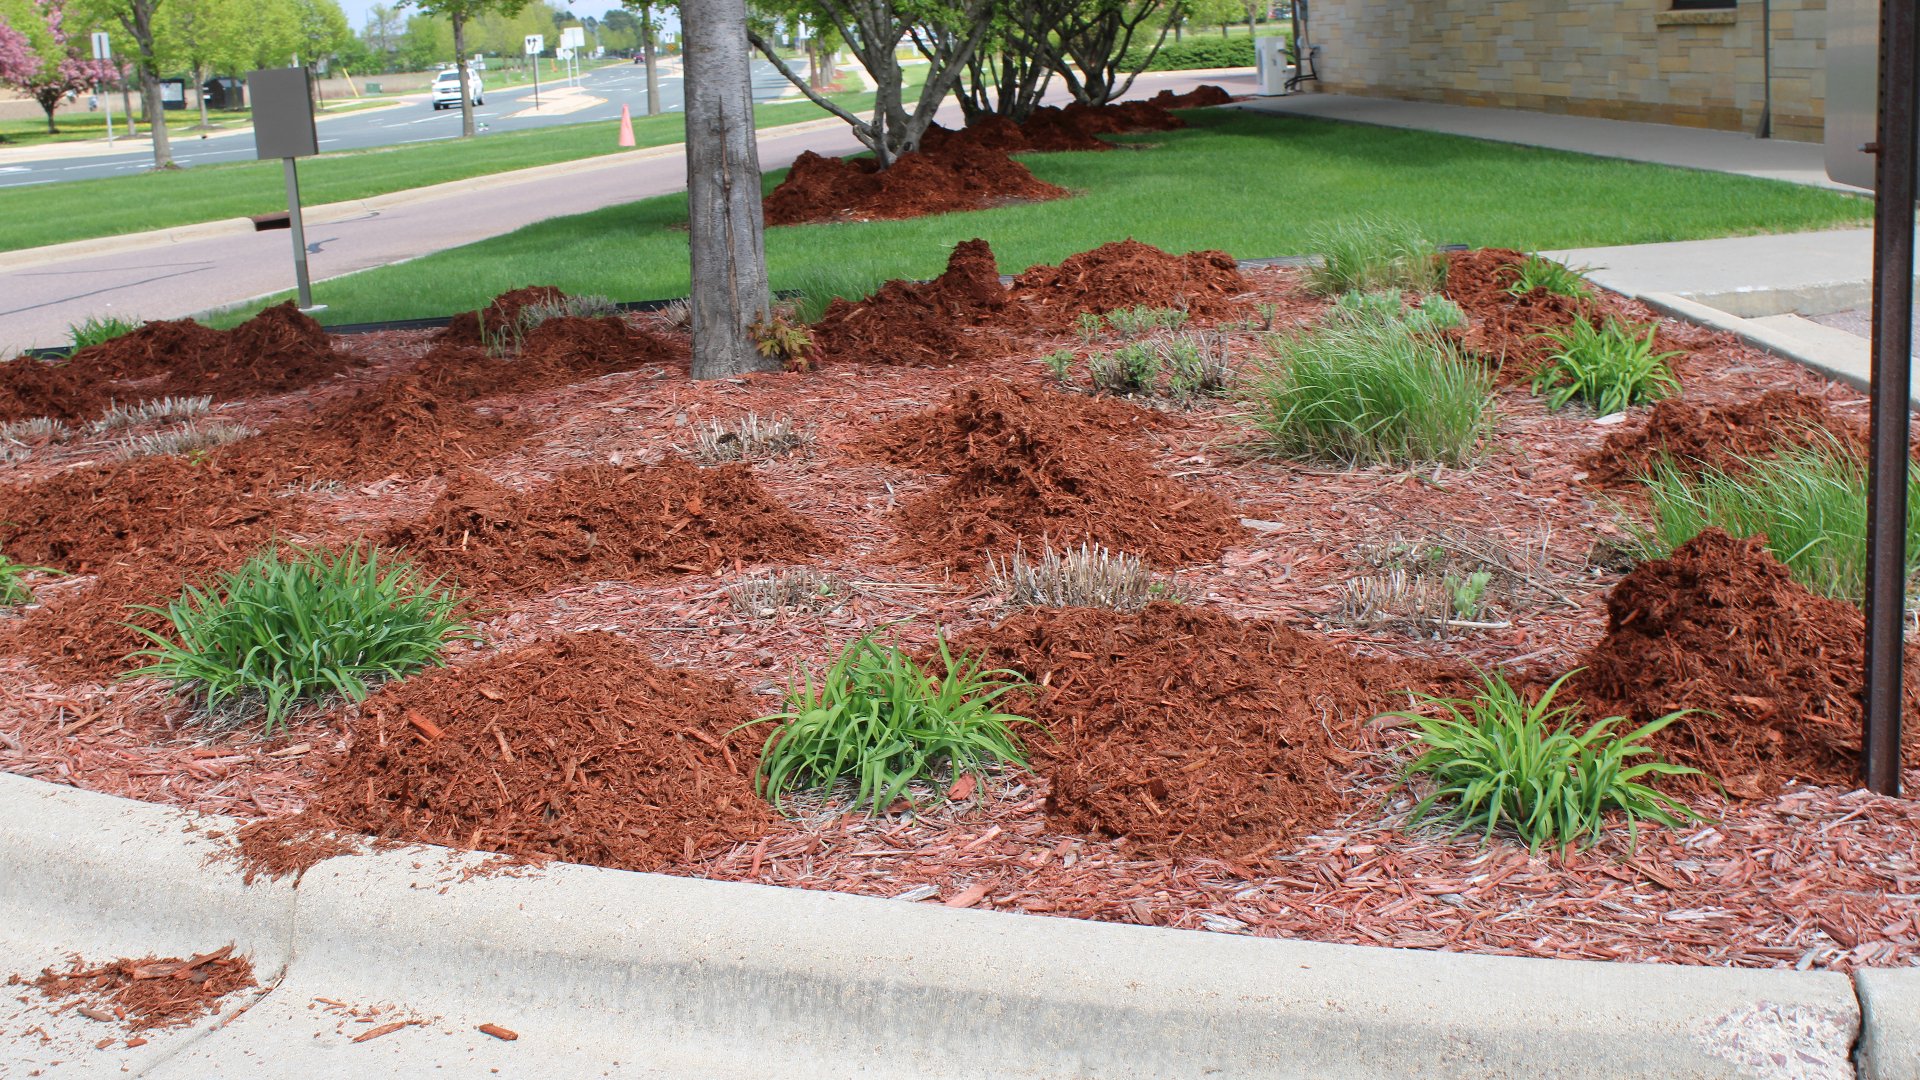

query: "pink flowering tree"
xmin=1 ymin=0 xmax=116 ymax=134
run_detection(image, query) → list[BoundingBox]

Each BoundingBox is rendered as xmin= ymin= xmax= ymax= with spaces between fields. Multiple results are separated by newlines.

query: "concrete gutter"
xmin=0 ymin=772 xmax=1904 ymax=1078
xmin=0 ymin=116 xmax=845 ymax=275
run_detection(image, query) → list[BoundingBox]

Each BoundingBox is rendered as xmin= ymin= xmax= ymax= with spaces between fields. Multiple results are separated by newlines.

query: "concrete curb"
xmin=0 ymin=116 xmax=847 ymax=274
xmin=1856 ymin=968 xmax=1920 ymax=1080
xmin=0 ymin=772 xmax=1890 ymax=1078
xmin=1635 ymin=290 xmax=1920 ymax=410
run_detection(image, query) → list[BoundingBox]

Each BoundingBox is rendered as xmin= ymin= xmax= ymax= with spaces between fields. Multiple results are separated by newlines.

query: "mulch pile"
xmin=858 ymin=381 xmax=1244 ymax=570
xmin=414 ymin=315 xmax=686 ymax=400
xmin=1149 ymin=85 xmax=1236 ymax=109
xmin=1583 ymin=391 xmax=1869 ymax=484
xmin=954 ymin=603 xmax=1437 ymax=862
xmin=236 ymin=632 xmax=772 ymax=879
xmin=1574 ymin=528 xmax=1920 ymax=798
xmin=436 ymin=285 xmax=567 ymax=347
xmin=1010 ymin=239 xmax=1251 ymax=327
xmin=0 ymin=305 xmax=359 ymax=424
xmin=0 ymin=457 xmax=294 ymax=576
xmin=1443 ymin=248 xmax=1596 ymax=379
xmin=809 ymin=238 xmax=1011 ymax=366
xmin=918 ymin=89 xmax=1225 ymax=159
xmin=763 ymin=146 xmax=1069 ymax=227
xmin=385 ymin=456 xmax=828 ymax=596
xmin=17 ymin=946 xmax=255 ymax=1032
xmin=214 ymin=374 xmax=533 ymax=484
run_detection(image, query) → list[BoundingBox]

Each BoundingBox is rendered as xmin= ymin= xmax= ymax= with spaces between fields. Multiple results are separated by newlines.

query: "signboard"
xmin=560 ymin=25 xmax=586 ymax=49
xmin=524 ymin=34 xmax=544 ymax=56
xmin=1828 ymin=0 xmax=1883 ymax=189
xmin=90 ymin=31 xmax=110 ymax=60
xmin=557 ymin=47 xmax=574 ymax=61
xmin=248 ymin=67 xmax=318 ymax=160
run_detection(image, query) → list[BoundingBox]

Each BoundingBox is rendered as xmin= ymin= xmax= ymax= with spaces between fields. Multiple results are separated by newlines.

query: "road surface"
xmin=0 ymin=58 xmax=794 ymax=189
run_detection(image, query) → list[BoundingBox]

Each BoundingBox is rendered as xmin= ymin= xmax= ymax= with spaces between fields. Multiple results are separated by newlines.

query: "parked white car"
xmin=430 ymin=68 xmax=483 ymax=110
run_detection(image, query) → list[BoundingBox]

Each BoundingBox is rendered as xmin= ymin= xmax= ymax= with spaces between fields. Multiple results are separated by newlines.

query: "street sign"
xmin=557 ymin=47 xmax=574 ymax=61
xmin=524 ymin=34 xmax=544 ymax=56
xmin=248 ymin=67 xmax=322 ymax=311
xmin=90 ymin=31 xmax=110 ymax=60
xmin=560 ymin=25 xmax=585 ymax=49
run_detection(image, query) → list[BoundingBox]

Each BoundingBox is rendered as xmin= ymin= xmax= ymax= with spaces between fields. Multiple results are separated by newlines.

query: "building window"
xmin=1671 ymin=0 xmax=1736 ymax=9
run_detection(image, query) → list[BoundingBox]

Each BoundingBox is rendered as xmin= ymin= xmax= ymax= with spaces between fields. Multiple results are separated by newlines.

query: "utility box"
xmin=202 ymin=77 xmax=244 ymax=110
xmin=1255 ymin=36 xmax=1289 ymax=97
xmin=248 ymin=67 xmax=318 ymax=160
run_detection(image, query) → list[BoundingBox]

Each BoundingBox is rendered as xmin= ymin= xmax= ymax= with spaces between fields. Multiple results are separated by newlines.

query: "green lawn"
xmin=206 ymin=109 xmax=1871 ymax=327
xmin=0 ymin=109 xmax=256 ymax=147
xmin=0 ymin=87 xmax=873 ymax=253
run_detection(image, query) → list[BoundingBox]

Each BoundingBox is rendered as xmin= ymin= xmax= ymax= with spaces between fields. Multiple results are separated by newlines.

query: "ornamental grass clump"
xmin=1250 ymin=321 xmax=1491 ymax=466
xmin=1386 ymin=670 xmax=1700 ymax=852
xmin=1532 ymin=317 xmax=1681 ymax=415
xmin=126 ymin=545 xmax=472 ymax=732
xmin=1638 ymin=439 xmax=1920 ymax=604
xmin=1305 ymin=218 xmax=1446 ymax=296
xmin=66 ymin=314 xmax=142 ymax=353
xmin=0 ymin=550 xmax=55 ymax=605
xmin=744 ymin=632 xmax=1035 ymax=815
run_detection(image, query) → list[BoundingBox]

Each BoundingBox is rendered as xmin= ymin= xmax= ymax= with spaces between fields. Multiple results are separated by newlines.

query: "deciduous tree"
xmin=77 ymin=0 xmax=177 ymax=166
xmin=399 ymin=0 xmax=529 ymax=136
xmin=682 ymin=0 xmax=775 ymax=379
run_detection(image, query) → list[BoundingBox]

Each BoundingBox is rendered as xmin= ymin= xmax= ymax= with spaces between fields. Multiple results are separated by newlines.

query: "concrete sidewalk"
xmin=1235 ymin=92 xmax=1853 ymax=190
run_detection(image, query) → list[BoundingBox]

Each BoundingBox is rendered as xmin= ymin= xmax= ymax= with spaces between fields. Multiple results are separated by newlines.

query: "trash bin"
xmin=202 ymin=77 xmax=245 ymax=110
xmin=159 ymin=78 xmax=187 ymax=110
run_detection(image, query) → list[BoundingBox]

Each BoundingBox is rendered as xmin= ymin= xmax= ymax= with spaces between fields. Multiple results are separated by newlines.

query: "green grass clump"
xmin=744 ymin=632 xmax=1035 ymax=815
xmin=1306 ymin=217 xmax=1447 ymax=296
xmin=1386 ymin=670 xmax=1700 ymax=852
xmin=785 ymin=267 xmax=889 ymax=324
xmin=0 ymin=551 xmax=55 ymax=605
xmin=1105 ymin=305 xmax=1189 ymax=339
xmin=1637 ymin=441 xmax=1920 ymax=604
xmin=67 ymin=315 xmax=142 ymax=353
xmin=1532 ymin=317 xmax=1682 ymax=414
xmin=126 ymin=545 xmax=472 ymax=732
xmin=1249 ymin=322 xmax=1492 ymax=466
xmin=1329 ymin=290 xmax=1465 ymax=335
xmin=1499 ymin=254 xmax=1595 ymax=300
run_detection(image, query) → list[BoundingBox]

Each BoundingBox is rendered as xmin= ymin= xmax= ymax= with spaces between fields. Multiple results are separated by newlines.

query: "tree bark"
xmin=453 ymin=13 xmax=475 ymax=137
xmin=125 ymin=0 xmax=171 ymax=167
xmin=641 ymin=3 xmax=659 ymax=115
xmin=682 ymin=0 xmax=775 ymax=380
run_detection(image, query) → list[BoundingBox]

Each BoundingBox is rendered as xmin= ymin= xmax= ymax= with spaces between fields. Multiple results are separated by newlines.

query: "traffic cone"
xmin=617 ymin=103 xmax=635 ymax=147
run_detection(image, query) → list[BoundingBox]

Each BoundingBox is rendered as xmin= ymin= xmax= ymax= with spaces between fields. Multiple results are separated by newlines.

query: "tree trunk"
xmin=682 ymin=0 xmax=775 ymax=380
xmin=140 ymin=69 xmax=172 ymax=166
xmin=196 ymin=65 xmax=210 ymax=127
xmin=119 ymin=65 xmax=136 ymax=134
xmin=37 ymin=92 xmax=58 ymax=134
xmin=453 ymin=14 xmax=475 ymax=137
xmin=641 ymin=4 xmax=659 ymax=115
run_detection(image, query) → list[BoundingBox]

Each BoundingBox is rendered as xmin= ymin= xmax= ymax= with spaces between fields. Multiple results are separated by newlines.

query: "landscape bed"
xmin=0 ymin=163 xmax=1914 ymax=979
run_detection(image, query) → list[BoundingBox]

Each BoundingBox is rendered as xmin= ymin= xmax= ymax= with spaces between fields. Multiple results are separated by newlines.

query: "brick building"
xmin=1304 ymin=0 xmax=1826 ymax=141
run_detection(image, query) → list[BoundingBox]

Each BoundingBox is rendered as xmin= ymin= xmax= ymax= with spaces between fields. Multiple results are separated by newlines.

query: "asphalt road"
xmin=0 ymin=58 xmax=795 ymax=189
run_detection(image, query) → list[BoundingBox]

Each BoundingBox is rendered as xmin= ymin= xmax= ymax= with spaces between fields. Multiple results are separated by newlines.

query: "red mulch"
xmin=18 ymin=946 xmax=255 ymax=1031
xmin=235 ymin=632 xmax=772 ymax=880
xmin=436 ymin=285 xmax=567 ymax=347
xmin=1574 ymin=529 xmax=1920 ymax=799
xmin=384 ymin=456 xmax=830 ymax=596
xmin=809 ymin=238 xmax=1011 ymax=366
xmin=764 ymin=145 xmax=1071 ymax=227
xmin=1010 ymin=239 xmax=1252 ymax=327
xmin=1583 ymin=390 xmax=1872 ymax=484
xmin=857 ymin=380 xmax=1245 ymax=570
xmin=0 ymin=556 xmax=229 ymax=684
xmin=0 ymin=458 xmax=299 ymax=576
xmin=1444 ymin=248 xmax=1596 ymax=379
xmin=213 ymin=374 xmax=533 ymax=485
xmin=414 ymin=316 xmax=686 ymax=400
xmin=1059 ymin=99 xmax=1186 ymax=134
xmin=1 ymin=306 xmax=359 ymax=425
xmin=954 ymin=603 xmax=1448 ymax=862
xmin=1149 ymin=85 xmax=1235 ymax=109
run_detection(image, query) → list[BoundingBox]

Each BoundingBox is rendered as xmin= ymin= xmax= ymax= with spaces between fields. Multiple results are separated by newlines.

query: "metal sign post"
xmin=91 ymin=32 xmax=114 ymax=145
xmin=1827 ymin=0 xmax=1913 ymax=796
xmin=562 ymin=26 xmax=586 ymax=87
xmin=248 ymin=66 xmax=323 ymax=312
xmin=525 ymin=34 xmax=544 ymax=109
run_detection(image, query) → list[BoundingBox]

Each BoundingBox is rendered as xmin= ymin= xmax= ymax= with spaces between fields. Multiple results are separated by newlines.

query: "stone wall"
xmin=1306 ymin=0 xmax=1825 ymax=142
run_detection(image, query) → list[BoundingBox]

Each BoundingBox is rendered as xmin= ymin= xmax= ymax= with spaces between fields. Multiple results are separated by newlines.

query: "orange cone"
xmin=617 ymin=103 xmax=635 ymax=147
